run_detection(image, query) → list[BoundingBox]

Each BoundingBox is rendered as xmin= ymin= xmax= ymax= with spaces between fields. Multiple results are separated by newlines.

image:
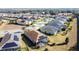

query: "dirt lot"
xmin=0 ymin=24 xmax=23 ymax=31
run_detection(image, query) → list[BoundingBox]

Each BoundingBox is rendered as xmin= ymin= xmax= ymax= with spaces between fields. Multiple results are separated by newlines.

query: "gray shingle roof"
xmin=40 ymin=16 xmax=68 ymax=35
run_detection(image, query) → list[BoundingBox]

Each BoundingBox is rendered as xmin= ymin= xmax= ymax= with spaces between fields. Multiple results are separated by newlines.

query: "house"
xmin=0 ymin=27 xmax=22 ymax=50
xmin=8 ymin=17 xmax=17 ymax=24
xmin=24 ymin=29 xmax=48 ymax=47
xmin=55 ymin=15 xmax=70 ymax=22
xmin=24 ymin=18 xmax=34 ymax=25
xmin=31 ymin=22 xmax=45 ymax=30
xmin=55 ymin=16 xmax=68 ymax=24
xmin=1 ymin=19 xmax=9 ymax=24
xmin=48 ymin=20 xmax=67 ymax=29
xmin=39 ymin=16 xmax=68 ymax=35
xmin=0 ymin=31 xmax=21 ymax=50
xmin=57 ymin=13 xmax=73 ymax=16
xmin=17 ymin=18 xmax=33 ymax=26
xmin=40 ymin=25 xmax=59 ymax=35
xmin=44 ymin=18 xmax=55 ymax=23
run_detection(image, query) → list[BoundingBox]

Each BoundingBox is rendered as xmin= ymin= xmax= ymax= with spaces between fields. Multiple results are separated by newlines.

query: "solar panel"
xmin=2 ymin=42 xmax=17 ymax=49
xmin=1 ymin=33 xmax=11 ymax=45
xmin=14 ymin=35 xmax=19 ymax=41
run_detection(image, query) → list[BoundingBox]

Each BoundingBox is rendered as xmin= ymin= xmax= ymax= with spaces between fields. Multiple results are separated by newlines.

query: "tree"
xmin=49 ymin=10 xmax=55 ymax=15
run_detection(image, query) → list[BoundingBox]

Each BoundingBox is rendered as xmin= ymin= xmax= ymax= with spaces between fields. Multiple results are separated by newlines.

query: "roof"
xmin=24 ymin=29 xmax=46 ymax=43
xmin=0 ymin=33 xmax=11 ymax=46
xmin=40 ymin=16 xmax=69 ymax=35
xmin=24 ymin=29 xmax=40 ymax=43
xmin=0 ymin=32 xmax=20 ymax=50
xmin=2 ymin=42 xmax=18 ymax=49
xmin=40 ymin=25 xmax=58 ymax=34
xmin=48 ymin=20 xmax=64 ymax=29
xmin=55 ymin=16 xmax=69 ymax=22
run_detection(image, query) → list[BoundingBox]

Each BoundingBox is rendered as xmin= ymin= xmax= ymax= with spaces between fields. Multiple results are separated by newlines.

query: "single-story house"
xmin=1 ymin=19 xmax=9 ymax=24
xmin=55 ymin=16 xmax=70 ymax=23
xmin=0 ymin=31 xmax=21 ymax=50
xmin=40 ymin=25 xmax=59 ymax=35
xmin=44 ymin=18 xmax=55 ymax=23
xmin=32 ymin=22 xmax=45 ymax=30
xmin=7 ymin=17 xmax=17 ymax=24
xmin=17 ymin=18 xmax=33 ymax=26
xmin=24 ymin=29 xmax=48 ymax=47
xmin=39 ymin=16 xmax=68 ymax=35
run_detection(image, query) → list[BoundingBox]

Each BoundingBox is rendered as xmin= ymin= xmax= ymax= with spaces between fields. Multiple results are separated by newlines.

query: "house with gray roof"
xmin=39 ymin=16 xmax=68 ymax=35
xmin=0 ymin=31 xmax=21 ymax=50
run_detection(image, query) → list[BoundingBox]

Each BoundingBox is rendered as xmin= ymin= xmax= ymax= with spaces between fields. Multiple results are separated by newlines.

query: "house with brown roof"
xmin=24 ymin=29 xmax=48 ymax=47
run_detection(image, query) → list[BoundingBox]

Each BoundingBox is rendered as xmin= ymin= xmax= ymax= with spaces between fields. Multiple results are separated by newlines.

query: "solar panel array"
xmin=0 ymin=32 xmax=21 ymax=50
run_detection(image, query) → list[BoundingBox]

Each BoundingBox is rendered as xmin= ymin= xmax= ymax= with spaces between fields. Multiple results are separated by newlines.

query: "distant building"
xmin=1 ymin=19 xmax=9 ymax=24
xmin=17 ymin=18 xmax=33 ymax=26
xmin=8 ymin=18 xmax=17 ymax=24
xmin=57 ymin=13 xmax=73 ymax=16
